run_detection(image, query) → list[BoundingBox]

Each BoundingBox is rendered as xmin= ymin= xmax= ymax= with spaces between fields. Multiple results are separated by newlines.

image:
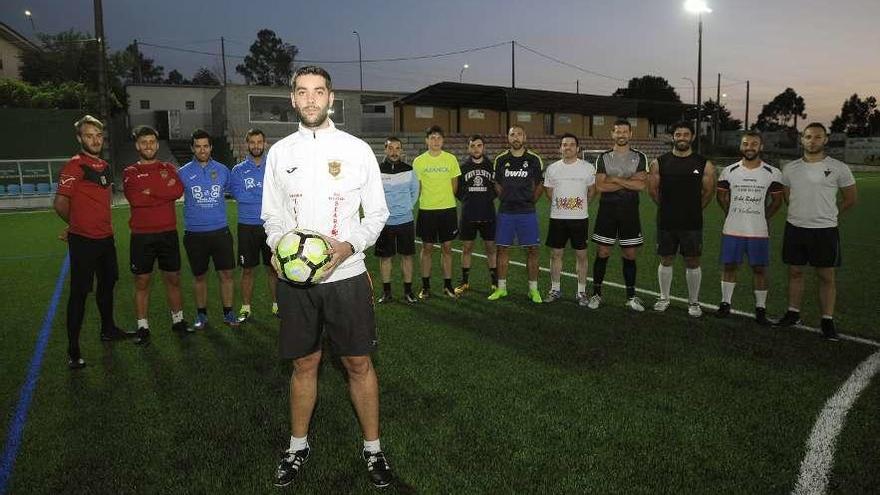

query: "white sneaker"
xmin=653 ymin=298 xmax=671 ymax=312
xmin=586 ymin=294 xmax=602 ymax=309
xmin=576 ymin=292 xmax=589 ymax=306
xmin=545 ymin=289 xmax=561 ymax=303
xmin=688 ymin=303 xmax=703 ymax=318
xmin=625 ymin=297 xmax=645 ymax=312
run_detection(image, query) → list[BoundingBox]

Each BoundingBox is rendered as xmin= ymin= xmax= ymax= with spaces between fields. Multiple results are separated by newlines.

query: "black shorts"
xmin=183 ymin=227 xmax=235 ymax=276
xmin=237 ymin=223 xmax=272 ymax=268
xmin=782 ymin=222 xmax=841 ymax=267
xmin=68 ymin=233 xmax=118 ymax=294
xmin=592 ymin=201 xmax=644 ymax=247
xmin=130 ymin=230 xmax=181 ymax=275
xmin=459 ymin=219 xmax=496 ymax=242
xmin=546 ymin=218 xmax=589 ymax=250
xmin=657 ymin=229 xmax=703 ymax=257
xmin=374 ymin=221 xmax=416 ymax=257
xmin=278 ymin=272 xmax=378 ymax=360
xmin=417 ymin=208 xmax=458 ymax=243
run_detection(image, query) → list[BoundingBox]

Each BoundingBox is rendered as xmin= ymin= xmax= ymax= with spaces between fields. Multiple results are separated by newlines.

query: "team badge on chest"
xmin=210 ymin=169 xmax=218 ymax=181
xmin=328 ymin=160 xmax=342 ymax=178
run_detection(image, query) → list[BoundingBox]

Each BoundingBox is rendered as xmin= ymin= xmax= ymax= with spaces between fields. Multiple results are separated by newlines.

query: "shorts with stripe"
xmin=591 ymin=201 xmax=643 ymax=247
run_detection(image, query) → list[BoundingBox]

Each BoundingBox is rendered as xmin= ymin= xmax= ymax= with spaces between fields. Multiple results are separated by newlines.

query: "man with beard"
xmin=489 ymin=125 xmax=544 ymax=303
xmin=179 ymin=129 xmax=238 ymax=329
xmin=648 ymin=122 xmax=716 ymax=317
xmin=454 ymin=134 xmax=498 ymax=295
xmin=122 ymin=125 xmax=188 ymax=345
xmin=774 ymin=123 xmax=857 ymax=340
xmin=715 ymin=131 xmax=783 ymax=324
xmin=262 ymin=66 xmax=392 ymax=489
xmin=587 ymin=120 xmax=648 ymax=311
xmin=54 ymin=115 xmax=134 ymax=368
xmin=375 ymin=136 xmax=420 ymax=304
xmin=230 ymin=128 xmax=278 ymax=322
xmin=412 ymin=125 xmax=461 ymax=299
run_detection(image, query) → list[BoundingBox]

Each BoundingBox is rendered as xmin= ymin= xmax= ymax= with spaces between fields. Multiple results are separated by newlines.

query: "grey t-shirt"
xmin=595 ymin=148 xmax=647 ymax=204
xmin=781 ymin=156 xmax=855 ymax=228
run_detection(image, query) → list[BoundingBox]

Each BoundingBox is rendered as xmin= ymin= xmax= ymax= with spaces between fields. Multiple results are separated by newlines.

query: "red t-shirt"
xmin=123 ymin=161 xmax=184 ymax=234
xmin=56 ymin=153 xmax=113 ymax=239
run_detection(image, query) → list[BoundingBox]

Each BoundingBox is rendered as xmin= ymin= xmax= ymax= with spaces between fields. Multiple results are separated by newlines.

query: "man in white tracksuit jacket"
xmin=262 ymin=66 xmax=392 ymax=489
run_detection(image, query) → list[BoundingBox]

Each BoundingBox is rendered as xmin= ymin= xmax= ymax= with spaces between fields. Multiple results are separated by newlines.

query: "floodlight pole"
xmin=353 ymin=31 xmax=363 ymax=91
xmin=696 ymin=12 xmax=703 ymax=153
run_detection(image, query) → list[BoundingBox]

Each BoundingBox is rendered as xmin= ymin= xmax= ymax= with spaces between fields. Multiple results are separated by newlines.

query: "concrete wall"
xmin=0 ymin=37 xmax=25 ymax=80
xmin=399 ymin=105 xmax=454 ymax=134
xmin=459 ymin=108 xmax=503 ymax=135
xmin=554 ymin=113 xmax=585 ymax=136
xmin=126 ymin=85 xmax=220 ymax=138
xmin=510 ymin=111 xmax=544 ymax=136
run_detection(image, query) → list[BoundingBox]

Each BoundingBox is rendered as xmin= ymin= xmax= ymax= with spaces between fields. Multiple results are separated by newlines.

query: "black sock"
xmin=461 ymin=267 xmax=470 ymax=284
xmin=622 ymin=258 xmax=637 ymax=298
xmin=592 ymin=256 xmax=608 ymax=295
xmin=490 ymin=267 xmax=498 ymax=285
xmin=383 ymin=282 xmax=392 ymax=294
xmin=223 ymin=306 xmax=232 ymax=315
xmin=404 ymin=282 xmax=413 ymax=294
xmin=422 ymin=277 xmax=430 ymax=290
xmin=444 ymin=278 xmax=453 ymax=290
xmin=197 ymin=307 xmax=207 ymax=317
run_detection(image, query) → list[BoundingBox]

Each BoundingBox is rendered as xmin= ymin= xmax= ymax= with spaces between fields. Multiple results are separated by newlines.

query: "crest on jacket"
xmin=328 ymin=160 xmax=342 ymax=178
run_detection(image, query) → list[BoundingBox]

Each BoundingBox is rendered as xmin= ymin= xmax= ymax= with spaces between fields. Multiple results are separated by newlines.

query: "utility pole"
xmin=715 ymin=73 xmax=721 ymax=144
xmin=745 ymin=80 xmax=750 ymax=130
xmin=133 ymin=39 xmax=142 ymax=83
xmin=696 ymin=13 xmax=703 ymax=153
xmin=93 ymin=0 xmax=109 ymax=142
xmin=220 ymin=36 xmax=228 ymax=85
xmin=511 ymin=40 xmax=516 ymax=89
xmin=576 ymin=80 xmax=579 ymax=94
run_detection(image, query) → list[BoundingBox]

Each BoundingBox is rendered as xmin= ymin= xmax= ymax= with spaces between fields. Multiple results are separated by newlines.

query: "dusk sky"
xmin=4 ymin=0 xmax=878 ymax=127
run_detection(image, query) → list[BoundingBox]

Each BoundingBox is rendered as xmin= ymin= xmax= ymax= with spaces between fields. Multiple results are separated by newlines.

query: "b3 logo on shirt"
xmin=191 ymin=185 xmax=222 ymax=200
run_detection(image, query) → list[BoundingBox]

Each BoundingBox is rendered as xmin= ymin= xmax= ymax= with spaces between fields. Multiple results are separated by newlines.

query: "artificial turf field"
xmin=1 ymin=173 xmax=879 ymax=494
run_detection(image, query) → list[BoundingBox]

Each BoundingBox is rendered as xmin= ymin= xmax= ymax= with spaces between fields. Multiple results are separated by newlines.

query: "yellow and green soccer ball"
xmin=275 ymin=229 xmax=331 ymax=286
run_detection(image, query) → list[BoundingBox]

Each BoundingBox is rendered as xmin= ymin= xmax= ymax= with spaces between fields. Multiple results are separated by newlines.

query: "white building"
xmin=125 ymin=83 xmax=221 ymax=139
xmin=0 ymin=22 xmax=40 ymax=80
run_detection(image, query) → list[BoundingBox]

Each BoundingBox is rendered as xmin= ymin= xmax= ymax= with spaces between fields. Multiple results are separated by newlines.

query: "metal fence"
xmin=0 ymin=159 xmax=69 ymax=197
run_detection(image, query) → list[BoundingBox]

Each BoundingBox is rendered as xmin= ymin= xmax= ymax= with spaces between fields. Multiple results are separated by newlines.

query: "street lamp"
xmin=684 ymin=0 xmax=711 ymax=153
xmin=459 ymin=64 xmax=469 ymax=83
xmin=24 ymin=10 xmax=35 ymax=31
xmin=352 ymin=30 xmax=363 ymax=92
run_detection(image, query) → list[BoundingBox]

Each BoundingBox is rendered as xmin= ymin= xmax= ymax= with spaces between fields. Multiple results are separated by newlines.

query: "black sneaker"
xmin=133 ymin=327 xmax=151 ymax=346
xmin=404 ymin=292 xmax=418 ymax=304
xmin=171 ymin=320 xmax=190 ymax=333
xmin=101 ymin=326 xmax=136 ymax=341
xmin=773 ymin=310 xmax=801 ymax=328
xmin=68 ymin=357 xmax=86 ymax=369
xmin=362 ymin=450 xmax=393 ymax=488
xmin=755 ymin=307 xmax=771 ymax=326
xmin=821 ymin=319 xmax=840 ymax=342
xmin=274 ymin=447 xmax=310 ymax=488
xmin=716 ymin=302 xmax=731 ymax=318
xmin=377 ymin=293 xmax=393 ymax=304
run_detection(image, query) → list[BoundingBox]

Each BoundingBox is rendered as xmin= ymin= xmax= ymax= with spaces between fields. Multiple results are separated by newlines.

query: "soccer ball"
xmin=275 ymin=229 xmax=331 ymax=286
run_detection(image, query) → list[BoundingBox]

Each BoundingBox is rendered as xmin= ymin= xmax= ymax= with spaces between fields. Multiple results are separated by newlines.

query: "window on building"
xmin=362 ymin=104 xmax=386 ymax=114
xmin=140 ymin=100 xmax=150 ymax=110
xmin=248 ymin=95 xmax=296 ymax=123
xmin=185 ymin=100 xmax=195 ymax=110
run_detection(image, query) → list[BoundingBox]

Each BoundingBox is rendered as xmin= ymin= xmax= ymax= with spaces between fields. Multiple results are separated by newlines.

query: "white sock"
xmin=577 ymin=282 xmax=586 ymax=294
xmin=272 ymin=302 xmax=278 ymax=310
xmin=171 ymin=311 xmax=184 ymax=324
xmin=658 ymin=264 xmax=673 ymax=300
xmin=497 ymin=279 xmax=507 ymax=290
xmin=363 ymin=438 xmax=381 ymax=454
xmin=822 ymin=315 xmax=833 ymax=321
xmin=754 ymin=290 xmax=767 ymax=308
xmin=551 ymin=281 xmax=561 ymax=291
xmin=721 ymin=281 xmax=735 ymax=304
xmin=290 ymin=435 xmax=309 ymax=452
xmin=788 ymin=306 xmax=800 ymax=313
xmin=528 ymin=280 xmax=538 ymax=291
xmin=137 ymin=318 xmax=149 ymax=329
xmin=241 ymin=304 xmax=251 ymax=313
xmin=685 ymin=267 xmax=702 ymax=304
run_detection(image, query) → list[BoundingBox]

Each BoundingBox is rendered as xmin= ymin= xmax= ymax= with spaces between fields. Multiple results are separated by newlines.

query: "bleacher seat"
xmin=7 ymin=184 xmax=21 ymax=195
xmin=37 ymin=183 xmax=51 ymax=194
xmin=0 ymin=185 xmax=5 ymax=195
xmin=51 ymin=183 xmax=58 ymax=192
xmin=21 ymin=184 xmax=36 ymax=195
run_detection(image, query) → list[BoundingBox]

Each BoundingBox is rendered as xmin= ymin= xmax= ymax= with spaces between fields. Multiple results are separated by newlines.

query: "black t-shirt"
xmin=493 ymin=150 xmax=544 ymax=213
xmin=596 ymin=148 xmax=648 ymax=205
xmin=457 ymin=156 xmax=496 ymax=222
xmin=657 ymin=152 xmax=707 ymax=230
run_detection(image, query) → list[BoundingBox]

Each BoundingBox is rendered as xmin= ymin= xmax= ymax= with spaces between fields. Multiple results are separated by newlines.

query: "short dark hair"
xmin=671 ymin=121 xmax=695 ymax=135
xmin=384 ymin=136 xmax=402 ymax=147
xmin=290 ymin=65 xmax=332 ymax=91
xmin=245 ymin=128 xmax=265 ymax=141
xmin=425 ymin=125 xmax=444 ymax=138
xmin=191 ymin=129 xmax=211 ymax=146
xmin=613 ymin=119 xmax=632 ymax=129
xmin=741 ymin=130 xmax=763 ymax=143
xmin=132 ymin=125 xmax=158 ymax=140
xmin=803 ymin=122 xmax=828 ymax=135
xmin=468 ymin=134 xmax=484 ymax=145
xmin=560 ymin=133 xmax=579 ymax=146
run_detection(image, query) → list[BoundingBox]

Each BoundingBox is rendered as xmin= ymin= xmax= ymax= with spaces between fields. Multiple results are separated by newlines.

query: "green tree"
xmin=192 ymin=67 xmax=221 ymax=86
xmin=753 ymin=88 xmax=806 ymax=131
xmin=701 ymin=98 xmax=742 ymax=131
xmin=612 ymin=75 xmax=682 ymax=103
xmin=110 ymin=42 xmax=165 ymax=83
xmin=830 ymin=94 xmax=880 ymax=137
xmin=165 ymin=69 xmax=189 ymax=85
xmin=235 ymin=29 xmax=299 ymax=86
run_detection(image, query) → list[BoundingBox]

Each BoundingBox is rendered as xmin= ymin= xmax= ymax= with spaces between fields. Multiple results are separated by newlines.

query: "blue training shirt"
xmin=379 ymin=158 xmax=419 ymax=226
xmin=179 ymin=158 xmax=231 ymax=232
xmin=230 ymin=156 xmax=266 ymax=226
